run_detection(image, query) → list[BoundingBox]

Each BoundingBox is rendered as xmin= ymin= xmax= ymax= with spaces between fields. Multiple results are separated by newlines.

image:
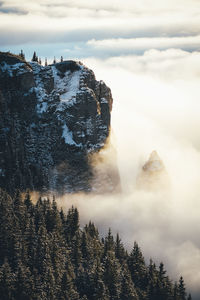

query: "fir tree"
xmin=19 ymin=49 xmax=25 ymax=60
xmin=103 ymin=251 xmax=122 ymax=300
xmin=187 ymin=293 xmax=192 ymax=300
xmin=173 ymin=282 xmax=179 ymax=300
xmin=115 ymin=233 xmax=126 ymax=262
xmin=128 ymin=241 xmax=148 ymax=291
xmin=178 ymin=276 xmax=187 ymax=300
xmin=120 ymin=271 xmax=139 ymax=300
xmin=32 ymin=51 xmax=38 ymax=62
xmin=14 ymin=261 xmax=33 ymax=300
xmin=60 ymin=271 xmax=80 ymax=300
xmin=104 ymin=228 xmax=115 ymax=255
xmin=0 ymin=259 xmax=15 ymax=299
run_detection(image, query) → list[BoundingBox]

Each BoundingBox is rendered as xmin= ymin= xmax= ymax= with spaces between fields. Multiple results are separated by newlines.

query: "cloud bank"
xmin=56 ymin=49 xmax=200 ymax=298
xmin=1 ymin=0 xmax=200 ymax=60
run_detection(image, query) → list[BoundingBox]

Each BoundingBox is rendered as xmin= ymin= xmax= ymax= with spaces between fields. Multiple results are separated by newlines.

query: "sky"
xmin=1 ymin=0 xmax=200 ymax=298
xmin=1 ymin=0 xmax=200 ymax=60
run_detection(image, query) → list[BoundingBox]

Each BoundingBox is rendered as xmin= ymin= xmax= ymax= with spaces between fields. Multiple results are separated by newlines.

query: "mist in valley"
xmin=58 ymin=49 xmax=200 ymax=298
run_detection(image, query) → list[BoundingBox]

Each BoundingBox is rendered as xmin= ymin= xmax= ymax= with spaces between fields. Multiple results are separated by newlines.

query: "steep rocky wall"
xmin=0 ymin=52 xmax=120 ymax=195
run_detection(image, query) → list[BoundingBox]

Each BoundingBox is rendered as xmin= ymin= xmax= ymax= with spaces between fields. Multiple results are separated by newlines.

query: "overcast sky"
xmin=1 ymin=1 xmax=200 ymax=298
xmin=1 ymin=0 xmax=200 ymax=60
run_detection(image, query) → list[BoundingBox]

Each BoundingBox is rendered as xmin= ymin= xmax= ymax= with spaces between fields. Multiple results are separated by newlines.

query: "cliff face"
xmin=0 ymin=52 xmax=119 ymax=194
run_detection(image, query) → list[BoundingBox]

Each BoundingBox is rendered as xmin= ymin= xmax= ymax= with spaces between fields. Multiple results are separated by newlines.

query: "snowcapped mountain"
xmin=137 ymin=150 xmax=170 ymax=191
xmin=0 ymin=52 xmax=120 ymax=194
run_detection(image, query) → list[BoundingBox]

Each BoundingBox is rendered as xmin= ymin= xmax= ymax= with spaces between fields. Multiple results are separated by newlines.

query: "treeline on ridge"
xmin=17 ymin=49 xmax=63 ymax=66
xmin=0 ymin=189 xmax=191 ymax=300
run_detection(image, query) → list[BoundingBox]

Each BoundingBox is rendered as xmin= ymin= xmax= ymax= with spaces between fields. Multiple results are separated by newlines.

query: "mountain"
xmin=0 ymin=52 xmax=120 ymax=195
xmin=136 ymin=150 xmax=169 ymax=191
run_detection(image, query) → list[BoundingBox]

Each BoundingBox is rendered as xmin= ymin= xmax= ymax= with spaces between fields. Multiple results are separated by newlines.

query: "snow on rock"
xmin=51 ymin=65 xmax=81 ymax=107
xmin=62 ymin=124 xmax=82 ymax=147
xmin=0 ymin=62 xmax=30 ymax=77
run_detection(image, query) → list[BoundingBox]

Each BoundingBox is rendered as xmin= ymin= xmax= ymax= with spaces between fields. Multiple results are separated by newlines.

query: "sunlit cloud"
xmin=88 ymin=36 xmax=200 ymax=54
xmin=78 ymin=49 xmax=200 ymax=297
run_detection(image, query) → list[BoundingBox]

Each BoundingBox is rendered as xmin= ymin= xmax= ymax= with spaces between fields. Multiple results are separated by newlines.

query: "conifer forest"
xmin=0 ymin=189 xmax=191 ymax=300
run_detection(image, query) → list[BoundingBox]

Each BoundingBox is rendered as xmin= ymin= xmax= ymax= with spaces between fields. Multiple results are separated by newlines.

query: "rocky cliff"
xmin=0 ymin=52 xmax=120 ymax=194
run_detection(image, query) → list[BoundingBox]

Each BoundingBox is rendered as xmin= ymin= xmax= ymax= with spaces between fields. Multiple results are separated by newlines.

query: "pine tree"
xmin=65 ymin=206 xmax=80 ymax=242
xmin=90 ymin=262 xmax=109 ymax=300
xmin=19 ymin=49 xmax=25 ymax=60
xmin=81 ymin=231 xmax=90 ymax=261
xmin=72 ymin=231 xmax=83 ymax=271
xmin=35 ymin=224 xmax=51 ymax=275
xmin=43 ymin=267 xmax=57 ymax=299
xmin=128 ymin=242 xmax=148 ymax=291
xmin=86 ymin=221 xmax=99 ymax=238
xmin=32 ymin=51 xmax=38 ymax=62
xmin=13 ymin=190 xmax=26 ymax=229
xmin=60 ymin=271 xmax=80 ymax=300
xmin=53 ymin=56 xmax=56 ymax=64
xmin=61 ymin=55 xmax=63 ymax=62
xmin=0 ymin=189 xmax=15 ymax=265
xmin=45 ymin=57 xmax=48 ymax=66
xmin=187 ymin=293 xmax=192 ymax=300
xmin=14 ymin=261 xmax=33 ymax=300
xmin=159 ymin=262 xmax=166 ymax=281
xmin=104 ymin=228 xmax=115 ymax=255
xmin=178 ymin=276 xmax=187 ymax=300
xmin=24 ymin=190 xmax=34 ymax=217
xmin=120 ymin=271 xmax=139 ymax=300
xmin=0 ymin=259 xmax=15 ymax=300
xmin=103 ymin=251 xmax=122 ymax=300
xmin=45 ymin=196 xmax=62 ymax=232
xmin=173 ymin=282 xmax=179 ymax=300
xmin=115 ymin=233 xmax=126 ymax=262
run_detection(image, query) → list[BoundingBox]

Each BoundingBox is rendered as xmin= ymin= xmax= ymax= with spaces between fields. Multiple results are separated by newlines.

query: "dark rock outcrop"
xmin=0 ymin=52 xmax=120 ymax=194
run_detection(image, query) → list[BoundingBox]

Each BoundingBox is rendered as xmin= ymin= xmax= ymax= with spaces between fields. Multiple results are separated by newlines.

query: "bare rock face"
xmin=0 ymin=52 xmax=120 ymax=195
xmin=137 ymin=151 xmax=170 ymax=191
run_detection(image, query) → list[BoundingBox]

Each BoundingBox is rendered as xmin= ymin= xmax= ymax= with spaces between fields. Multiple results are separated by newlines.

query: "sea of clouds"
xmin=59 ymin=49 xmax=200 ymax=298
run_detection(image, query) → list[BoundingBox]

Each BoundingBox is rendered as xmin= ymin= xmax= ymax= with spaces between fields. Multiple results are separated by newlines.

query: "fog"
xmin=56 ymin=49 xmax=200 ymax=298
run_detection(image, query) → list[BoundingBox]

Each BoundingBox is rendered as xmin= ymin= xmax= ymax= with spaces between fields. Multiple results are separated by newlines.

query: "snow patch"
xmin=37 ymin=102 xmax=48 ymax=113
xmin=51 ymin=65 xmax=81 ymax=106
xmin=0 ymin=169 xmax=5 ymax=177
xmin=0 ymin=62 xmax=28 ymax=77
xmin=62 ymin=124 xmax=82 ymax=147
xmin=30 ymin=63 xmax=49 ymax=114
xmin=101 ymin=97 xmax=108 ymax=104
